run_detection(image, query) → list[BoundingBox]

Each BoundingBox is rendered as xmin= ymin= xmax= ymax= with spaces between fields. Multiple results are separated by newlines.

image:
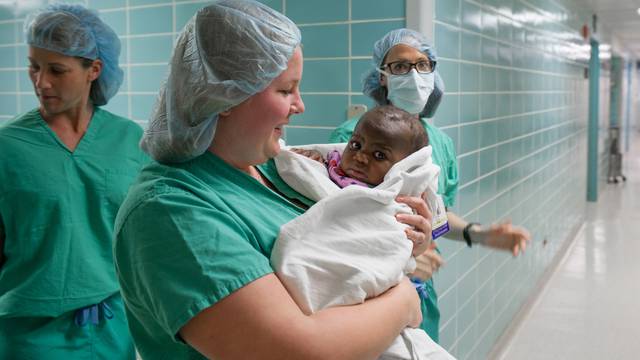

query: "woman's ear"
xmin=88 ymin=59 xmax=103 ymax=82
xmin=379 ymin=72 xmax=387 ymax=87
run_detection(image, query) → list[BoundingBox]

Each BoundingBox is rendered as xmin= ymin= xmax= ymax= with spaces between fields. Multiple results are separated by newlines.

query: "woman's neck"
xmin=41 ymin=102 xmax=94 ymax=132
xmin=209 ymin=125 xmax=268 ymax=177
xmin=212 ymin=151 xmax=266 ymax=185
xmin=210 ymin=143 xmax=308 ymax=209
xmin=41 ymin=102 xmax=95 ymax=151
xmin=246 ymin=165 xmax=268 ymax=185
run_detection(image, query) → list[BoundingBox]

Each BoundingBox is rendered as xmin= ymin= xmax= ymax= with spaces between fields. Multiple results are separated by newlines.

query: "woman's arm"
xmin=409 ymin=210 xmax=530 ymax=282
xmin=180 ymin=194 xmax=432 ymax=359
xmin=446 ymin=211 xmax=530 ymax=256
xmin=180 ymin=274 xmax=421 ymax=360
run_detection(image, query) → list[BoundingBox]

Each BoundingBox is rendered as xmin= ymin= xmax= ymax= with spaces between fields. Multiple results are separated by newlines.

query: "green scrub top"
xmin=0 ymin=108 xmax=148 ymax=318
xmin=329 ymin=116 xmax=459 ymax=343
xmin=113 ymin=153 xmax=310 ymax=359
xmin=329 ymin=116 xmax=459 ymax=207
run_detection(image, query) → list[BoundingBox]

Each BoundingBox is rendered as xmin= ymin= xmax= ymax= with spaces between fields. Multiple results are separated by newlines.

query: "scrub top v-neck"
xmin=0 ymin=107 xmax=148 ymax=318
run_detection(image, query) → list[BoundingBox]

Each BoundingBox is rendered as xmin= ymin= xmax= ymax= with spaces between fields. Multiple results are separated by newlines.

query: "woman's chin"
xmin=263 ymin=140 xmax=281 ymax=160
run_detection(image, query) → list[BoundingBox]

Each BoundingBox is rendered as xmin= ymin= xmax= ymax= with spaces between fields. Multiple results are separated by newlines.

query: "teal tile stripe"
xmin=587 ymin=38 xmax=599 ymax=202
xmin=609 ymin=56 xmax=622 ymax=128
xmin=624 ymin=61 xmax=632 ymax=152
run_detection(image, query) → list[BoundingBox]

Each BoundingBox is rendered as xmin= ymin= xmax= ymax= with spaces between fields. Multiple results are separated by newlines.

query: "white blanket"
xmin=271 ymin=144 xmax=455 ymax=360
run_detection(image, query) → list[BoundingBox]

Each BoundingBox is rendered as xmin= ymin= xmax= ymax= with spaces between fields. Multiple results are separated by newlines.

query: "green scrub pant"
xmin=420 ymin=278 xmax=440 ymax=344
xmin=0 ymin=293 xmax=135 ymax=360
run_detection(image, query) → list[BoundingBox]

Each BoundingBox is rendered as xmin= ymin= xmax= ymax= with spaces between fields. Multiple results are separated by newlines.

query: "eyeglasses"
xmin=381 ymin=60 xmax=436 ymax=75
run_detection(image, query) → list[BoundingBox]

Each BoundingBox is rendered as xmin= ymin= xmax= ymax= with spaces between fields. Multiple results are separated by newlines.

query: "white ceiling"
xmin=579 ymin=0 xmax=640 ymax=58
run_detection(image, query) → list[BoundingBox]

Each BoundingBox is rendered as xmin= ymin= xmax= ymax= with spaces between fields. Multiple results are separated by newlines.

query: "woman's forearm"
xmin=444 ymin=210 xmax=473 ymax=242
xmin=304 ymin=277 xmax=420 ymax=359
xmin=444 ymin=211 xmax=530 ymax=255
xmin=180 ymin=274 xmax=420 ymax=360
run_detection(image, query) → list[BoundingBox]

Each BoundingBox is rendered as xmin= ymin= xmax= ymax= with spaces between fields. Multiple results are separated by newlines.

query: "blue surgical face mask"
xmin=384 ymin=69 xmax=435 ymax=115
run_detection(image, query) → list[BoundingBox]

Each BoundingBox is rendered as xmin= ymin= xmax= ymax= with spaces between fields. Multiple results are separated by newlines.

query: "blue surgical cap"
xmin=362 ymin=28 xmax=444 ymax=118
xmin=24 ymin=4 xmax=123 ymax=106
xmin=141 ymin=0 xmax=301 ymax=163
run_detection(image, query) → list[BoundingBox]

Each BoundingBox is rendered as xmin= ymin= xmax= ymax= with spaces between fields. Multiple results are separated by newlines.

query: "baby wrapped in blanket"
xmin=271 ymin=106 xmax=454 ymax=360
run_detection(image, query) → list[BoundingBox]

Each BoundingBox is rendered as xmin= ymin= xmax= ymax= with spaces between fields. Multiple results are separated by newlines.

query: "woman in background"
xmin=330 ymin=28 xmax=531 ymax=343
xmin=0 ymin=4 xmax=147 ymax=359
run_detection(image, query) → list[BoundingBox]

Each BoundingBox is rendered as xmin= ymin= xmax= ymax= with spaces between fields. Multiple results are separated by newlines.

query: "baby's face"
xmin=340 ymin=121 xmax=413 ymax=186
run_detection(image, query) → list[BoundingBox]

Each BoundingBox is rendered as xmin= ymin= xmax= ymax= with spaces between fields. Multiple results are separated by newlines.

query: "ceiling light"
xmin=637 ymin=7 xmax=640 ymax=15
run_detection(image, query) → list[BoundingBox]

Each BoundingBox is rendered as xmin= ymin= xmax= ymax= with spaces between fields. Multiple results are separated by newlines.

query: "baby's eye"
xmin=373 ymin=151 xmax=386 ymax=160
xmin=349 ymin=141 xmax=361 ymax=150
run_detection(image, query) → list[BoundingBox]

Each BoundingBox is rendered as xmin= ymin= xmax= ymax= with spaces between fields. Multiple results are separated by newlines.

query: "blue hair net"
xmin=141 ymin=0 xmax=301 ymax=163
xmin=362 ymin=28 xmax=444 ymax=118
xmin=24 ymin=4 xmax=123 ymax=106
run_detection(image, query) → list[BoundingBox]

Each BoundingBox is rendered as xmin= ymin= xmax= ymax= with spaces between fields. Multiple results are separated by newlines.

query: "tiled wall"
xmin=431 ymin=0 xmax=596 ymax=358
xmin=280 ymin=0 xmax=407 ymax=144
xmin=0 ymin=0 xmax=621 ymax=359
xmin=0 ymin=0 xmax=406 ymax=145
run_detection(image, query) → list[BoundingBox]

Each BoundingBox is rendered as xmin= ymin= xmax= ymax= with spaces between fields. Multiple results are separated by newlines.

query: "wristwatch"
xmin=463 ymin=222 xmax=480 ymax=247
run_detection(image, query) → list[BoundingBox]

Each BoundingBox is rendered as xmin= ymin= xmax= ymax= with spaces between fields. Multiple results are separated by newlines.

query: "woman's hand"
xmin=409 ymin=242 xmax=444 ymax=281
xmin=395 ymin=195 xmax=432 ymax=256
xmin=473 ymin=221 xmax=531 ymax=257
xmin=391 ymin=277 xmax=423 ymax=328
xmin=290 ymin=148 xmax=324 ymax=163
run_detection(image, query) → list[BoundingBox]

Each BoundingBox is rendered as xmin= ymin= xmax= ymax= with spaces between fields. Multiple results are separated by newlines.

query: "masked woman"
xmin=330 ymin=28 xmax=531 ymax=343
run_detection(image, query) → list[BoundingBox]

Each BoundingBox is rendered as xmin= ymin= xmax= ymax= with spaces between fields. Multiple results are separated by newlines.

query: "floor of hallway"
xmin=493 ymin=135 xmax=640 ymax=360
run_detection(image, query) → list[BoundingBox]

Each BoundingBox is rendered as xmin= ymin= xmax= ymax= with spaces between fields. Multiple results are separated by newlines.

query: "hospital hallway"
xmin=492 ymin=134 xmax=640 ymax=359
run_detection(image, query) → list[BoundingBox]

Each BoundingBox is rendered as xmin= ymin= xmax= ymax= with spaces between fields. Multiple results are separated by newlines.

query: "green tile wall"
xmin=432 ymin=1 xmax=614 ymax=359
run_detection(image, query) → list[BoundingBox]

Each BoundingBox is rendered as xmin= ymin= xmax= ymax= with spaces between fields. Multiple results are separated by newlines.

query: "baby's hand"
xmin=290 ymin=148 xmax=325 ymax=163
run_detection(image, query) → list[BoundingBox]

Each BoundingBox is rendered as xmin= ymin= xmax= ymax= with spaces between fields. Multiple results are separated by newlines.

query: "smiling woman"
xmin=112 ymin=1 xmax=436 ymax=359
xmin=210 ymin=48 xmax=305 ymax=168
xmin=0 ymin=3 xmax=148 ymax=360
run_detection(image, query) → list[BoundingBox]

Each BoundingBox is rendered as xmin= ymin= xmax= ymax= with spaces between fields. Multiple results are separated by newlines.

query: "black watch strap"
xmin=463 ymin=222 xmax=480 ymax=247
